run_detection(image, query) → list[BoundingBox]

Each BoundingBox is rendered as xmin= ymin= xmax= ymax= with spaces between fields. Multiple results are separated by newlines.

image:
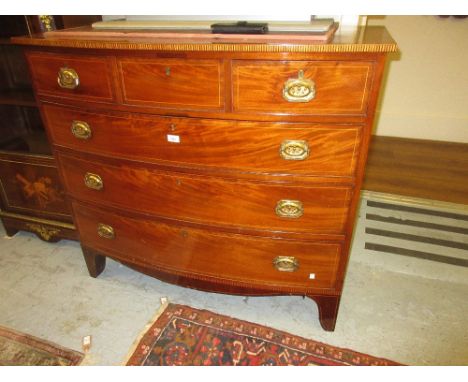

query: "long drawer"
xmin=232 ymin=60 xmax=374 ymax=116
xmin=58 ymin=153 xmax=352 ymax=235
xmin=43 ymin=104 xmax=362 ymax=177
xmin=73 ymin=202 xmax=341 ymax=290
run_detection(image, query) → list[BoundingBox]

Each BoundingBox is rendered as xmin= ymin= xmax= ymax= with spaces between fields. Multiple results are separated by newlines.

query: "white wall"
xmin=367 ymin=16 xmax=468 ymax=143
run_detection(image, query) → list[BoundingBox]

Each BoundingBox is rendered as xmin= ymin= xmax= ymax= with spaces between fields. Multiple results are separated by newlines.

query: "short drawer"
xmin=73 ymin=202 xmax=341 ymax=290
xmin=26 ymin=52 xmax=116 ymax=103
xmin=232 ymin=60 xmax=374 ymax=116
xmin=118 ymin=57 xmax=224 ymax=111
xmin=43 ymin=104 xmax=362 ymax=177
xmin=58 ymin=153 xmax=352 ymax=235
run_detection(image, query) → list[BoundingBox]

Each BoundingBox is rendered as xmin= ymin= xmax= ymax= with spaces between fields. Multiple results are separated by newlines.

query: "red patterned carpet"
xmin=125 ymin=303 xmax=401 ymax=366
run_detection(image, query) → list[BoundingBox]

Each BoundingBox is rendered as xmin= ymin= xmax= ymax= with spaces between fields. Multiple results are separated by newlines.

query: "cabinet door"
xmin=0 ymin=153 xmax=72 ymax=223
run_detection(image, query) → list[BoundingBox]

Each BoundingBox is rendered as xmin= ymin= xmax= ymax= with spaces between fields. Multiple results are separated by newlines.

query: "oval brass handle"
xmin=97 ymin=223 xmax=114 ymax=239
xmin=275 ymin=199 xmax=304 ymax=218
xmin=84 ymin=172 xmax=103 ymax=190
xmin=273 ymin=256 xmax=299 ymax=272
xmin=71 ymin=120 xmax=92 ymax=140
xmin=282 ymin=70 xmax=315 ymax=103
xmin=279 ymin=140 xmax=309 ymax=160
xmin=57 ymin=67 xmax=80 ymax=89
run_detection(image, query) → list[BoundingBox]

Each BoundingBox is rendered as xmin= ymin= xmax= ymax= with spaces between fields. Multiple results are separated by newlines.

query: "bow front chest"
xmin=14 ymin=26 xmax=396 ymax=331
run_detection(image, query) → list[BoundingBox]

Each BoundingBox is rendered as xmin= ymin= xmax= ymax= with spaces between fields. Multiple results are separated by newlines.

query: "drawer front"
xmin=118 ymin=57 xmax=224 ymax=110
xmin=58 ymin=154 xmax=352 ymax=234
xmin=43 ymin=104 xmax=361 ymax=177
xmin=74 ymin=202 xmax=340 ymax=290
xmin=232 ymin=60 xmax=373 ymax=115
xmin=26 ymin=52 xmax=115 ymax=102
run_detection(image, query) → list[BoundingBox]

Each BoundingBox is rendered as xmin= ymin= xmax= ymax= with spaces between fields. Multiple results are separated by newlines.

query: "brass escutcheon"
xmin=71 ymin=120 xmax=92 ymax=140
xmin=275 ymin=199 xmax=304 ymax=218
xmin=279 ymin=140 xmax=309 ymax=160
xmin=273 ymin=256 xmax=299 ymax=272
xmin=39 ymin=15 xmax=54 ymax=32
xmin=97 ymin=223 xmax=114 ymax=239
xmin=282 ymin=70 xmax=315 ymax=102
xmin=57 ymin=67 xmax=80 ymax=89
xmin=84 ymin=172 xmax=103 ymax=190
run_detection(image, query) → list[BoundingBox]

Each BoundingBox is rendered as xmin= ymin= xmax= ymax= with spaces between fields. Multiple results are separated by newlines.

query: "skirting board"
xmin=361 ymin=190 xmax=468 ymax=213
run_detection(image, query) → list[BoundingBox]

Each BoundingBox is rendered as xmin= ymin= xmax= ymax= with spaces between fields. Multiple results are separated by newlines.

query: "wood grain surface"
xmin=73 ymin=202 xmax=341 ymax=291
xmin=118 ymin=57 xmax=224 ymax=110
xmin=232 ymin=60 xmax=374 ymax=115
xmin=42 ymin=103 xmax=362 ymax=177
xmin=364 ymin=136 xmax=468 ymax=205
xmin=58 ymin=152 xmax=352 ymax=235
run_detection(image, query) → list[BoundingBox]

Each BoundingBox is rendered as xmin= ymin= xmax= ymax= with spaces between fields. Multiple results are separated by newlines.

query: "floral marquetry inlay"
xmin=15 ymin=173 xmax=65 ymax=209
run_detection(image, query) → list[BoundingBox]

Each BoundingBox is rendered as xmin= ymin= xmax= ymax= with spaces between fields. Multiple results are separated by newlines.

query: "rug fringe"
xmin=121 ymin=297 xmax=170 ymax=365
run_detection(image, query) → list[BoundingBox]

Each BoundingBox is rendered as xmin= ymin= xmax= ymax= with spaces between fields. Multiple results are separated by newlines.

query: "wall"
xmin=367 ymin=16 xmax=468 ymax=143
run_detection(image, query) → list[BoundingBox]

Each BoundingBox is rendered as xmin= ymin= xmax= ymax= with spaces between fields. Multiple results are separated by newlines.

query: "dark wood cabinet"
xmin=0 ymin=16 xmax=100 ymax=242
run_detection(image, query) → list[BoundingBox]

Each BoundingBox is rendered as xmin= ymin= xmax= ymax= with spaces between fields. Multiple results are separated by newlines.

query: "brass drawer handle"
xmin=57 ymin=67 xmax=80 ymax=89
xmin=280 ymin=140 xmax=309 ymax=160
xmin=71 ymin=120 xmax=92 ymax=140
xmin=273 ymin=256 xmax=299 ymax=272
xmin=84 ymin=172 xmax=103 ymax=190
xmin=97 ymin=223 xmax=114 ymax=239
xmin=275 ymin=199 xmax=304 ymax=218
xmin=282 ymin=70 xmax=315 ymax=103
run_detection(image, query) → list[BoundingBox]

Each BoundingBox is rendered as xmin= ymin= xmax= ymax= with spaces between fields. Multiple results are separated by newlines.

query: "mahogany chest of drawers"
xmin=14 ymin=26 xmax=396 ymax=331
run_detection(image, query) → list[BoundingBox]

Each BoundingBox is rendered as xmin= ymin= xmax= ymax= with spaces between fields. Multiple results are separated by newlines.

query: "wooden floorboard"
xmin=363 ymin=136 xmax=468 ymax=205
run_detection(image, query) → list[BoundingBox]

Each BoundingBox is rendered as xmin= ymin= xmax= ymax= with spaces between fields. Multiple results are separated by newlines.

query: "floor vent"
xmin=363 ymin=199 xmax=468 ymax=268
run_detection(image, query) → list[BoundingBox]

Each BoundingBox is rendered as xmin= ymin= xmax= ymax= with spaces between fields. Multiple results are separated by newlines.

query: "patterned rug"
xmin=125 ymin=303 xmax=401 ymax=366
xmin=0 ymin=325 xmax=83 ymax=366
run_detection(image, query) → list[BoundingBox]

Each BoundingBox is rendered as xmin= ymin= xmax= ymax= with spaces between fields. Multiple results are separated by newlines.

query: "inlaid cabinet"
xmin=0 ymin=16 xmax=100 ymax=242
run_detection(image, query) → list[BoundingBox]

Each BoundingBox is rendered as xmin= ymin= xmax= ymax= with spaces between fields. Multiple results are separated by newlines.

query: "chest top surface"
xmin=12 ymin=25 xmax=397 ymax=53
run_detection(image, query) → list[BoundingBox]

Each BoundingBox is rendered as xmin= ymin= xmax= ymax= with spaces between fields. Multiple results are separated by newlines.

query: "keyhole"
xmin=165 ymin=67 xmax=171 ymax=76
xmin=170 ymin=123 xmax=176 ymax=132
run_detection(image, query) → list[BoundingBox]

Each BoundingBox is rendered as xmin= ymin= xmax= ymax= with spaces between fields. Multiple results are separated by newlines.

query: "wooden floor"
xmin=363 ymin=136 xmax=468 ymax=205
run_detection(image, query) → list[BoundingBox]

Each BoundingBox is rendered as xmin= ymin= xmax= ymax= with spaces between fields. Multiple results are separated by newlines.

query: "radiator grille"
xmin=361 ymin=199 xmax=468 ymax=268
